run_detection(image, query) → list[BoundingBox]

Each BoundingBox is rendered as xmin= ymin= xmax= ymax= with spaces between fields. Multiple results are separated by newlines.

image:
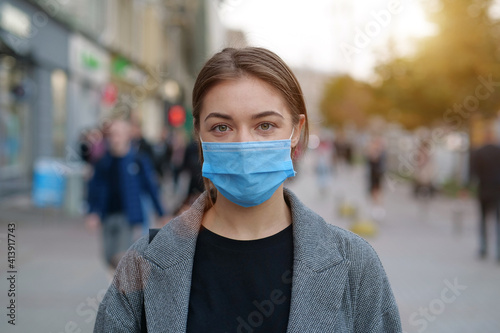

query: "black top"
xmin=186 ymin=224 xmax=294 ymax=333
xmin=106 ymin=156 xmax=123 ymax=214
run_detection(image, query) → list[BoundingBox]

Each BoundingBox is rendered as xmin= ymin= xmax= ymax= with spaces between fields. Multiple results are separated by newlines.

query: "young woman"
xmin=94 ymin=47 xmax=402 ymax=332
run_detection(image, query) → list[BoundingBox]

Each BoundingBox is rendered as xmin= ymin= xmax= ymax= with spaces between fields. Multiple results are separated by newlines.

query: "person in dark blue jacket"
xmin=85 ymin=117 xmax=165 ymax=269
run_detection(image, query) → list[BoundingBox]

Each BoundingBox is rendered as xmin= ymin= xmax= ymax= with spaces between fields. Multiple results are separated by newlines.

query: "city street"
xmin=1 ymin=0 xmax=499 ymax=332
xmin=1 ymin=151 xmax=500 ymax=332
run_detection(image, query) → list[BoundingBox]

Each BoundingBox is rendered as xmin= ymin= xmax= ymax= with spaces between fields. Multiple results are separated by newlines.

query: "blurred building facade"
xmin=0 ymin=0 xmax=226 ymax=197
xmin=292 ymin=68 xmax=332 ymax=135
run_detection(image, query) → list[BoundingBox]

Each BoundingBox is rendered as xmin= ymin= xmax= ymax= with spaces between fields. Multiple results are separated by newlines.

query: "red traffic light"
xmin=168 ymin=105 xmax=186 ymax=127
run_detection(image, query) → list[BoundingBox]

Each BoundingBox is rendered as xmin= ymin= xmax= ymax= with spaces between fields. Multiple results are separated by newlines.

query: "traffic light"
xmin=168 ymin=105 xmax=186 ymax=127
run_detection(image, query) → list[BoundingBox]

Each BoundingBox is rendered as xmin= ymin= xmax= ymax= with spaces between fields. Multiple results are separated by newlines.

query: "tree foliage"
xmin=320 ymin=75 xmax=376 ymax=128
xmin=321 ymin=0 xmax=500 ymax=129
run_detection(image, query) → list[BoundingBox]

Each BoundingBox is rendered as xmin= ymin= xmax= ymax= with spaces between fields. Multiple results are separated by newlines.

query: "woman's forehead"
xmin=201 ymin=76 xmax=290 ymax=119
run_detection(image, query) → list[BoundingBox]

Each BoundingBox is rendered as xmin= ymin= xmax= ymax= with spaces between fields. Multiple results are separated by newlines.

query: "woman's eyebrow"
xmin=251 ymin=111 xmax=285 ymax=120
xmin=204 ymin=112 xmax=233 ymax=122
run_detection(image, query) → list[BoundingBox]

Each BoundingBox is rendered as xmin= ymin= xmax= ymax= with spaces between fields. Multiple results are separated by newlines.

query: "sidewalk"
xmin=287 ymin=151 xmax=500 ymax=333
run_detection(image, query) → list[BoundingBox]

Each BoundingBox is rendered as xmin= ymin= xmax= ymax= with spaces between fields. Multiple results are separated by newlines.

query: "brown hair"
xmin=192 ymin=47 xmax=309 ymax=205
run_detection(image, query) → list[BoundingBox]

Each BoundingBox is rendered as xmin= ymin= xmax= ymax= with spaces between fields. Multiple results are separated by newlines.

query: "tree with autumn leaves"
xmin=321 ymin=0 xmax=500 ymax=130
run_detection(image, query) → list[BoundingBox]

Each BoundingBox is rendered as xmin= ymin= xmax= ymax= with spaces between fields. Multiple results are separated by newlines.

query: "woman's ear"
xmin=292 ymin=114 xmax=306 ymax=148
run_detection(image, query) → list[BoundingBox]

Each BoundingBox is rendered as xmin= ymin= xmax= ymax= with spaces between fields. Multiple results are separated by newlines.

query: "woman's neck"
xmin=202 ymin=186 xmax=291 ymax=240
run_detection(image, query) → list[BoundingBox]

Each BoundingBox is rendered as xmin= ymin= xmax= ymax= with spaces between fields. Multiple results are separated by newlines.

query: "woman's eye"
xmin=258 ymin=123 xmax=273 ymax=131
xmin=215 ymin=124 xmax=229 ymax=132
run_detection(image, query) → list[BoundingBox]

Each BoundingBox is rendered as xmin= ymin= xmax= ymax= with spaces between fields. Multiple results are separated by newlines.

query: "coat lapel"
xmin=286 ymin=261 xmax=350 ymax=332
xmin=284 ymin=189 xmax=351 ymax=332
xmin=143 ymin=260 xmax=195 ymax=332
xmin=142 ymin=193 xmax=207 ymax=332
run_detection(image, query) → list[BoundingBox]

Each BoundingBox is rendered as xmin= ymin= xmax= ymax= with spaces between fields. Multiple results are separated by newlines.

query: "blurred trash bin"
xmin=32 ymin=158 xmax=66 ymax=208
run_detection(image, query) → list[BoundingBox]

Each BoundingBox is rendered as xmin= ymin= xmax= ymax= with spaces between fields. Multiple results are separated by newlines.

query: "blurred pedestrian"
xmin=365 ymin=135 xmax=386 ymax=220
xmin=79 ymin=126 xmax=107 ymax=184
xmin=366 ymin=135 xmax=386 ymax=201
xmin=85 ymin=117 xmax=166 ymax=270
xmin=79 ymin=127 xmax=106 ymax=165
xmin=470 ymin=128 xmax=500 ymax=262
xmin=152 ymin=126 xmax=173 ymax=181
xmin=170 ymin=128 xmax=187 ymax=190
xmin=413 ymin=139 xmax=435 ymax=199
xmin=315 ymin=138 xmax=333 ymax=195
xmin=130 ymin=116 xmax=162 ymax=235
xmin=79 ymin=128 xmax=93 ymax=164
xmin=130 ymin=117 xmax=157 ymax=176
xmin=94 ymin=47 xmax=401 ymax=332
xmin=334 ymin=132 xmax=354 ymax=169
xmin=172 ymin=136 xmax=204 ymax=216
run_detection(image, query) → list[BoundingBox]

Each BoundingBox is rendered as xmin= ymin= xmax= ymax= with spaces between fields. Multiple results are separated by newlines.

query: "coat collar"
xmin=143 ymin=188 xmax=349 ymax=332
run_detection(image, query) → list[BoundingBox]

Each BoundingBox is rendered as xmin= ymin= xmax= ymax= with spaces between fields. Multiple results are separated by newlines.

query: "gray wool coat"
xmin=94 ymin=189 xmax=402 ymax=332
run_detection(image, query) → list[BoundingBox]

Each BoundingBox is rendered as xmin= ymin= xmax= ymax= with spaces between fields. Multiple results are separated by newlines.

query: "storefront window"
xmin=0 ymin=55 xmax=28 ymax=178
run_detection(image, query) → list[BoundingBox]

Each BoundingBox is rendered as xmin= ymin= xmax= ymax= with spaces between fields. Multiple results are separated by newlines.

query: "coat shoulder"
xmin=286 ymin=188 xmax=382 ymax=268
xmin=112 ymin=235 xmax=151 ymax=287
xmin=323 ymin=222 xmax=380 ymax=263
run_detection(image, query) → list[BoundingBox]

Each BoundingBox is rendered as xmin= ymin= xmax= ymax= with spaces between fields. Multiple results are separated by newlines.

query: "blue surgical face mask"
xmin=201 ymin=130 xmax=296 ymax=207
